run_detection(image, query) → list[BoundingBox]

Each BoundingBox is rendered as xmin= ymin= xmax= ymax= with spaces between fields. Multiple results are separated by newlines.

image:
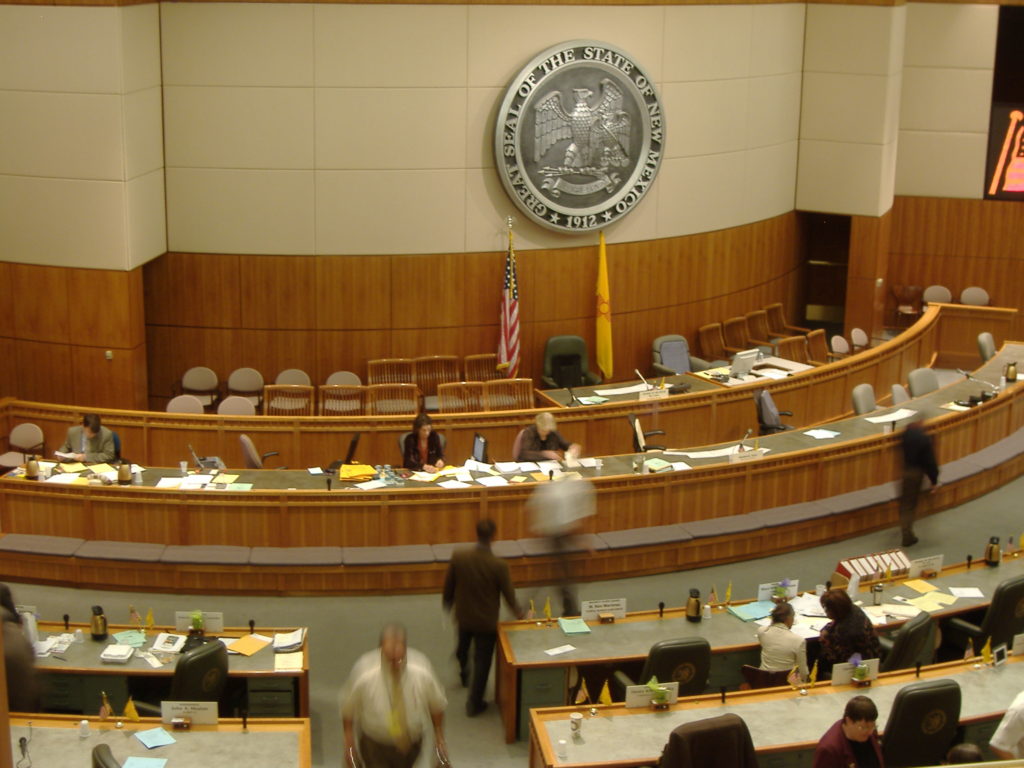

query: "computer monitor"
xmin=328 ymin=433 xmax=360 ymax=472
xmin=472 ymin=433 xmax=488 ymax=464
xmin=730 ymin=348 xmax=761 ymax=379
xmin=187 ymin=444 xmax=225 ymax=471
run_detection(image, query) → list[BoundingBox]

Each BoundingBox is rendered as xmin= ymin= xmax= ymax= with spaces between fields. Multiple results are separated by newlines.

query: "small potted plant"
xmin=772 ymin=579 xmax=792 ymax=604
xmin=849 ymin=653 xmax=870 ymax=686
xmin=646 ymin=676 xmax=670 ymax=710
xmin=182 ymin=609 xmax=206 ymax=652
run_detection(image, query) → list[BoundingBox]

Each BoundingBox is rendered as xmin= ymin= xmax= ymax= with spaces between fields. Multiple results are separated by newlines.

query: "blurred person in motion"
xmin=527 ymin=474 xmax=594 ymax=616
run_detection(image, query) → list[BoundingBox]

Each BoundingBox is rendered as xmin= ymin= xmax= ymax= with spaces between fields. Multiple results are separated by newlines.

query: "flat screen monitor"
xmin=327 ymin=433 xmax=360 ymax=473
xmin=730 ymin=348 xmax=760 ymax=379
xmin=472 ymin=433 xmax=488 ymax=464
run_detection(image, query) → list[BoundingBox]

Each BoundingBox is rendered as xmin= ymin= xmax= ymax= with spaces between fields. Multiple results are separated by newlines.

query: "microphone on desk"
xmin=915 ymin=662 xmax=921 ymax=679
xmin=658 ymin=602 xmax=664 ymax=619
xmin=19 ymin=737 xmax=27 ymax=757
xmin=634 ymin=369 xmax=652 ymax=391
xmin=720 ymin=686 xmax=726 ymax=704
xmin=966 ymin=554 xmax=973 ymax=570
xmin=248 ymin=619 xmax=255 ymax=635
xmin=737 ymin=429 xmax=753 ymax=452
xmin=63 ymin=613 xmax=70 ymax=632
xmin=326 ymin=477 xmax=332 ymax=492
xmin=825 ymin=580 xmax=832 ymax=592
xmin=242 ymin=708 xmax=248 ymax=733
xmin=957 ymin=368 xmax=999 ymax=392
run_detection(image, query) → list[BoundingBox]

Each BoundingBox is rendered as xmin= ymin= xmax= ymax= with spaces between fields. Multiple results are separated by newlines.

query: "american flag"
xmin=497 ymin=227 xmax=520 ymax=378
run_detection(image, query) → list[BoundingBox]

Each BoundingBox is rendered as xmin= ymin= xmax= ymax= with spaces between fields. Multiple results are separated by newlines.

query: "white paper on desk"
xmin=439 ymin=480 xmax=471 ymax=489
xmin=355 ymin=480 xmax=386 ymax=490
xmin=577 ymin=457 xmax=598 ymax=468
xmin=790 ymin=593 xmax=827 ymax=617
xmin=544 ymin=644 xmax=576 ymax=656
xmin=753 ymin=368 xmax=789 ymax=380
xmin=307 ymin=467 xmax=323 ymax=475
xmin=805 ymin=429 xmax=840 ymax=440
xmin=865 ymin=408 xmax=918 ymax=424
xmin=476 ymin=475 xmax=508 ymax=487
xmin=464 ymin=459 xmax=492 ymax=472
xmin=950 ymin=586 xmax=984 ymax=598
xmin=45 ymin=472 xmax=82 ymax=484
xmin=672 ymin=462 xmax=692 ymax=471
xmin=790 ymin=622 xmax=823 ymax=639
xmin=517 ymin=462 xmax=540 ymax=472
xmin=537 ymin=460 xmax=562 ymax=473
xmin=155 ymin=477 xmax=181 ymax=488
xmin=219 ymin=637 xmax=240 ymax=654
xmin=942 ymin=402 xmax=971 ymax=412
xmin=410 ymin=471 xmax=440 ymax=483
xmin=455 ymin=470 xmax=473 ymax=482
xmin=881 ymin=602 xmax=921 ymax=619
xmin=495 ymin=462 xmax=520 ymax=473
xmin=594 ymin=383 xmax=649 ymax=396
xmin=180 ymin=478 xmax=211 ymax=490
xmin=666 ymin=445 xmax=741 ymax=459
xmin=54 ymin=450 xmax=76 ymax=460
xmin=275 ymin=651 xmax=304 ymax=671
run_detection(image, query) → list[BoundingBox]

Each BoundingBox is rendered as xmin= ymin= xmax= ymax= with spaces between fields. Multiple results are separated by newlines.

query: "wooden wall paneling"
xmin=285 ymin=497 xmax=382 ymax=547
xmin=14 ymin=340 xmax=73 ymax=405
xmin=67 ymin=268 xmax=145 ymax=349
xmin=88 ymin=494 xmax=183 ymax=544
xmin=316 ymin=255 xmax=392 ymax=331
xmin=385 ymin=493 xmax=483 ymax=545
xmin=184 ymin=496 xmax=282 ymax=546
xmin=460 ymin=251 xmax=504 ymax=326
xmin=143 ymin=253 xmax=242 ymax=328
xmin=0 ymin=487 xmax=90 ymax=538
xmin=239 ymin=256 xmax=317 ymax=330
xmin=390 ymin=253 xmax=459 ymax=330
xmin=69 ymin=344 xmax=147 ymax=411
xmin=315 ymin=330 xmax=391 ymax=385
xmin=0 ymin=339 xmax=16 ymax=400
xmin=847 ymin=212 xmax=890 ymax=340
xmin=234 ymin=329 xmax=319 ymax=389
xmin=146 ymin=325 xmax=240 ymax=402
xmin=10 ymin=264 xmax=69 ymax=344
xmin=523 ymin=245 xmax=595 ymax=324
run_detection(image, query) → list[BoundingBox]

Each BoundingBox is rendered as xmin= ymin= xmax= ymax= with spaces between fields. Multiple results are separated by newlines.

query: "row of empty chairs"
xmin=850 ymin=369 xmax=935 ymax=415
xmin=168 ymin=377 xmax=535 ymax=417
xmin=893 ymin=284 xmax=990 ymax=327
xmin=178 ymin=367 xmax=362 ymax=411
xmin=697 ymin=303 xmax=810 ymax=364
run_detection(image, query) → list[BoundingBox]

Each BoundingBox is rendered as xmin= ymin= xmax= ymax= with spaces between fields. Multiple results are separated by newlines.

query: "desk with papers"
xmin=527 ymin=658 xmax=1024 ymax=768
xmin=497 ymin=556 xmax=1024 ymax=742
xmin=31 ymin=622 xmax=310 ymax=717
xmin=8 ymin=714 xmax=311 ymax=768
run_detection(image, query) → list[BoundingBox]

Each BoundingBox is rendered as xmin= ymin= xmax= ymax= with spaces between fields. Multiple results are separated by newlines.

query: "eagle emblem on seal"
xmin=533 ymin=77 xmax=631 ymax=197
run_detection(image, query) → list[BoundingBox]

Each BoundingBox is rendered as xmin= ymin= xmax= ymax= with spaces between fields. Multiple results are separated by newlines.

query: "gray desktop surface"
xmin=10 ymin=723 xmax=300 ymax=768
xmin=506 ymin=557 xmax=1024 ymax=666
xmin=542 ymin=661 xmax=1024 ymax=764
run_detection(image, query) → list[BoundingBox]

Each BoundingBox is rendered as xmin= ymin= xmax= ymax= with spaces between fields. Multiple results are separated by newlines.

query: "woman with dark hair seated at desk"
xmin=818 ymin=589 xmax=881 ymax=679
xmin=402 ymin=413 xmax=445 ymax=472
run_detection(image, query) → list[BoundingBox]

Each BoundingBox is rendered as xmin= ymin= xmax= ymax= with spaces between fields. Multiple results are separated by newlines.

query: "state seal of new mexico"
xmin=495 ymin=40 xmax=664 ymax=234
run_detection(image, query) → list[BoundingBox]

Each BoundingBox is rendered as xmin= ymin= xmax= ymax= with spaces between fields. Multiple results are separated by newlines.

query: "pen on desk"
xmin=50 ymin=654 xmax=67 ymax=661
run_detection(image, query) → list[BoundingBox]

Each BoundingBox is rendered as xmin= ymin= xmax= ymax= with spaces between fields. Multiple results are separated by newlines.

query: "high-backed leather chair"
xmin=658 ymin=713 xmax=758 ymax=768
xmin=240 ymin=434 xmax=282 ymax=469
xmin=609 ymin=637 xmax=710 ymax=701
xmin=652 ymin=335 xmax=721 ymax=375
xmin=879 ymin=610 xmax=935 ymax=672
xmin=755 ymin=389 xmax=793 ymax=435
xmin=943 ymin=573 xmax=1024 ymax=655
xmin=135 ymin=640 xmax=229 ymax=716
xmin=978 ymin=332 xmax=996 ymax=362
xmin=740 ymin=665 xmax=790 ymax=689
xmin=851 ymin=383 xmax=877 ymax=415
xmin=881 ymin=679 xmax=961 ymax=768
xmin=541 ymin=335 xmax=601 ymax=389
xmin=92 ymin=744 xmax=121 ymax=768
xmin=627 ymin=413 xmax=665 ymax=453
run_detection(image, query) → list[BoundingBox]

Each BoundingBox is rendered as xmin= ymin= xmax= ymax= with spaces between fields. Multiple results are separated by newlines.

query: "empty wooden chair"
xmin=262 ymin=384 xmax=315 ymax=416
xmin=227 ymin=367 xmax=265 ymax=409
xmin=166 ymin=394 xmax=205 ymax=414
xmin=437 ymin=382 xmax=484 ymax=413
xmin=774 ymin=335 xmax=808 ymax=364
xmin=319 ymin=385 xmax=364 ymax=416
xmin=765 ymin=302 xmax=810 ymax=336
xmin=217 ymin=396 xmax=256 ymax=416
xmin=722 ymin=317 xmax=754 ymax=356
xmin=325 ymin=371 xmax=361 ymax=386
xmin=806 ymin=329 xmax=834 ymax=366
xmin=464 ymin=353 xmax=501 ymax=382
xmin=413 ymin=356 xmax=460 ymax=411
xmin=697 ymin=323 xmax=731 ymax=363
xmin=891 ymin=285 xmax=923 ymax=327
xmin=0 ymin=423 xmax=45 ymax=468
xmin=483 ymin=378 xmax=533 ymax=411
xmin=366 ymin=383 xmax=420 ymax=415
xmin=367 ymin=358 xmax=414 ymax=385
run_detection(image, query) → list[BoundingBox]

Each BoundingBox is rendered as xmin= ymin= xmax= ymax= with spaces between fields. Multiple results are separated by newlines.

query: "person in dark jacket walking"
xmin=899 ymin=418 xmax=939 ymax=546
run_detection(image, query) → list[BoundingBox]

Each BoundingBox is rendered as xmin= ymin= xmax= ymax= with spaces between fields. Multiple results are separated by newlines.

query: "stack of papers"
xmin=557 ymin=617 xmax=592 ymax=635
xmin=99 ymin=644 xmax=136 ymax=663
xmin=113 ymin=629 xmax=147 ymax=648
xmin=150 ymin=633 xmax=186 ymax=654
xmin=275 ymin=652 xmax=304 ymax=671
xmin=228 ymin=633 xmax=272 ymax=656
xmin=726 ymin=600 xmax=776 ymax=622
xmin=273 ymin=628 xmax=306 ymax=652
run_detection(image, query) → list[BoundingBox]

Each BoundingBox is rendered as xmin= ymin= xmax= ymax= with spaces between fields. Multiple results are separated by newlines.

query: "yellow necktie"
xmin=388 ymin=672 xmax=411 ymax=752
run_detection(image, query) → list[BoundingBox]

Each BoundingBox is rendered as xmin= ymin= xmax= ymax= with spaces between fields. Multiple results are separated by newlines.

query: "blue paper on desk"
xmin=557 ymin=617 xmax=591 ymax=635
xmin=726 ymin=600 xmax=776 ymax=622
xmin=124 ymin=758 xmax=169 ymax=768
xmin=113 ymin=629 xmax=147 ymax=648
xmin=135 ymin=727 xmax=176 ymax=749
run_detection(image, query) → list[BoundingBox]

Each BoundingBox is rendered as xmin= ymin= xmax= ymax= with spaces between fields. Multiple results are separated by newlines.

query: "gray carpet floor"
xmin=9 ymin=471 xmax=1023 ymax=767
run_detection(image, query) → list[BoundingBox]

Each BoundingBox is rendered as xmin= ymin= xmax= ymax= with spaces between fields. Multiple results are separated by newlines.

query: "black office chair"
xmin=942 ymin=573 xmax=1024 ymax=656
xmin=754 ymin=389 xmax=793 ymax=435
xmin=111 ymin=431 xmax=122 ymax=462
xmin=239 ymin=434 xmax=284 ymax=469
xmin=879 ymin=611 xmax=935 ymax=672
xmin=541 ymin=335 xmax=602 ymax=389
xmin=658 ymin=713 xmax=758 ymax=768
xmin=610 ymin=637 xmax=710 ymax=701
xmin=92 ymin=744 xmax=122 ymax=768
xmin=881 ymin=679 xmax=961 ymax=768
xmin=134 ymin=640 xmax=229 ymax=716
xmin=628 ymin=413 xmax=665 ymax=453
xmin=740 ymin=665 xmax=790 ymax=689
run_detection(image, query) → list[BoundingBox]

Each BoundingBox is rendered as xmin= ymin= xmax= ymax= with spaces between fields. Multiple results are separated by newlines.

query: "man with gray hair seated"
xmin=515 ymin=411 xmax=581 ymax=462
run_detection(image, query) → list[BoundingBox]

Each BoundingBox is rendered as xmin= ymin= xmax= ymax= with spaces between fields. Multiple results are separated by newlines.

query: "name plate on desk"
xmin=638 ymin=389 xmax=669 ymax=402
xmin=580 ymin=598 xmax=627 ymax=621
xmin=174 ymin=611 xmax=224 ymax=633
xmin=728 ymin=448 xmax=767 ymax=464
xmin=161 ymin=700 xmax=218 ymax=725
xmin=908 ymin=554 xmax=944 ymax=578
xmin=624 ymin=681 xmax=678 ymax=708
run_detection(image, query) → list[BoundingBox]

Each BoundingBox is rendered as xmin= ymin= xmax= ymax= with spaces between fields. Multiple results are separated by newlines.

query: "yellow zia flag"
xmin=808 ymin=660 xmax=819 ymax=688
xmin=595 ymin=231 xmax=613 ymax=380
xmin=123 ymin=696 xmax=140 ymax=722
xmin=145 ymin=608 xmax=154 ymax=631
xmin=598 ymin=679 xmax=613 ymax=705
xmin=981 ymin=636 xmax=993 ymax=665
xmin=574 ymin=679 xmax=592 ymax=705
xmin=725 ymin=582 xmax=733 ymax=603
xmin=543 ymin=596 xmax=552 ymax=621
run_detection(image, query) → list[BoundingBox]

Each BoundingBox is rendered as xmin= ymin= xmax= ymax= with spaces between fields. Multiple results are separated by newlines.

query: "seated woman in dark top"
xmin=818 ymin=589 xmax=881 ymax=679
xmin=1 ymin=583 xmax=40 ymax=712
xmin=402 ymin=413 xmax=445 ymax=472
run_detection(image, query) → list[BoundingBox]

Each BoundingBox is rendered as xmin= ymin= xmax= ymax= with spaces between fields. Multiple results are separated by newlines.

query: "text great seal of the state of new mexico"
xmin=494 ymin=40 xmax=665 ymax=234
